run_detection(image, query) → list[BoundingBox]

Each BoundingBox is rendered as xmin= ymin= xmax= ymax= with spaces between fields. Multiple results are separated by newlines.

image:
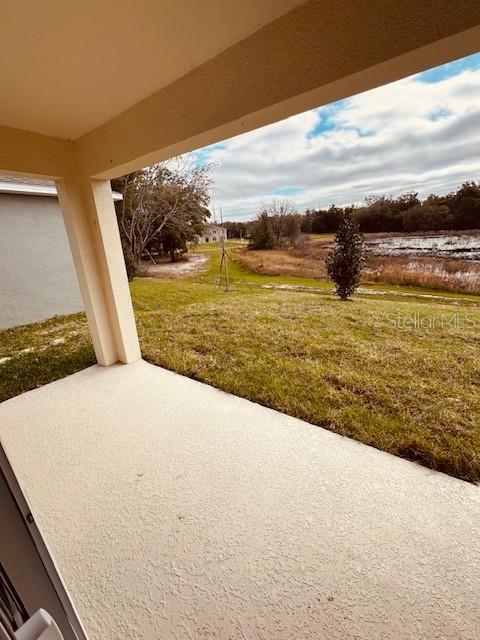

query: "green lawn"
xmin=1 ymin=243 xmax=480 ymax=482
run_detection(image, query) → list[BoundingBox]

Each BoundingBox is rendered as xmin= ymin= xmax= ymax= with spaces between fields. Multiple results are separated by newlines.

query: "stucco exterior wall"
xmin=0 ymin=194 xmax=83 ymax=329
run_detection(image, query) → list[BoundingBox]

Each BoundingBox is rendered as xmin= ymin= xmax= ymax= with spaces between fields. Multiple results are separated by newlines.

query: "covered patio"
xmin=1 ymin=360 xmax=480 ymax=639
xmin=1 ymin=1 xmax=480 ymax=638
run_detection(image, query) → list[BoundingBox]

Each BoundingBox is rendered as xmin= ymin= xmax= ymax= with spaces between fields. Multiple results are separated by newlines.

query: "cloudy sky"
xmin=193 ymin=52 xmax=480 ymax=221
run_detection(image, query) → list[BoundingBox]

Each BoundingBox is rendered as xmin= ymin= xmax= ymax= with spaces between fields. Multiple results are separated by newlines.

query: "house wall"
xmin=0 ymin=194 xmax=83 ymax=329
xmin=198 ymin=227 xmax=227 ymax=243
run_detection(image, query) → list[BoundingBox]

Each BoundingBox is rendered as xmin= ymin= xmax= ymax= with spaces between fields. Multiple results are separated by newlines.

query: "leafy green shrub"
xmin=326 ymin=210 xmax=364 ymax=300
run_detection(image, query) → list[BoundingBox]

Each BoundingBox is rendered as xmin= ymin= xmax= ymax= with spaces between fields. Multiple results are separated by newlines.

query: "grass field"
xmin=1 ymin=242 xmax=480 ymax=482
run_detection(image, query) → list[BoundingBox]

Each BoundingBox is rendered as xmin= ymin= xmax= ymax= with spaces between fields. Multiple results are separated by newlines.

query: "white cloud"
xmin=193 ymin=59 xmax=480 ymax=221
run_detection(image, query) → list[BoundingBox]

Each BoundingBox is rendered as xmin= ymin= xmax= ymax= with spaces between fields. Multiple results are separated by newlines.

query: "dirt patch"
xmin=259 ymin=282 xmax=474 ymax=303
xmin=144 ymin=253 xmax=208 ymax=279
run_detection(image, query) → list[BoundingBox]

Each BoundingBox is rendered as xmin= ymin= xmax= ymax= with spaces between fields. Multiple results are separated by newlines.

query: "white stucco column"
xmin=56 ymin=175 xmax=141 ymax=366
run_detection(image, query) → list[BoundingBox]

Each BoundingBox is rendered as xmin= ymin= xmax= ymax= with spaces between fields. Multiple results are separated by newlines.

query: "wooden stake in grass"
xmin=218 ymin=207 xmax=231 ymax=291
xmin=326 ymin=209 xmax=364 ymax=300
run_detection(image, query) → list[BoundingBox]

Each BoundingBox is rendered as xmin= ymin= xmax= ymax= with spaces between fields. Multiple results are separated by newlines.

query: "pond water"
xmin=365 ymin=234 xmax=480 ymax=260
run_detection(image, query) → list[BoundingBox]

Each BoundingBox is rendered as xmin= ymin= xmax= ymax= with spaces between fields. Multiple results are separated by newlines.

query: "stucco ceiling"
xmin=0 ymin=0 xmax=303 ymax=140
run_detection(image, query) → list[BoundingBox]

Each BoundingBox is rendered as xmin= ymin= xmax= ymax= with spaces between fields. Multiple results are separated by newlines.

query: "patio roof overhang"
xmin=1 ymin=0 xmax=480 ymax=181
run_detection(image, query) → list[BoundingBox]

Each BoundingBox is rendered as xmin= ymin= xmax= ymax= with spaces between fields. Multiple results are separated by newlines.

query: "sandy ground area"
xmin=144 ymin=253 xmax=208 ymax=278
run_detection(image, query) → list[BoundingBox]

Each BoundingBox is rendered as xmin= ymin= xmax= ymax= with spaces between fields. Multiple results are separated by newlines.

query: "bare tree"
xmin=256 ymin=199 xmax=299 ymax=246
xmin=259 ymin=199 xmax=296 ymax=239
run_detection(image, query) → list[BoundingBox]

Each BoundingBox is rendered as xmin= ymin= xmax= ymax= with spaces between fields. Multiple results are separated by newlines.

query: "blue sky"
xmin=192 ymin=52 xmax=480 ymax=221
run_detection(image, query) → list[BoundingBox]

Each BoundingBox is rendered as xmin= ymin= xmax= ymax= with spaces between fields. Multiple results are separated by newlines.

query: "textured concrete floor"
xmin=0 ymin=360 xmax=479 ymax=640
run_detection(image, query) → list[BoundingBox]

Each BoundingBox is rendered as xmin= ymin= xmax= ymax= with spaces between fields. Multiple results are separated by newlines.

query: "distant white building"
xmin=197 ymin=224 xmax=227 ymax=244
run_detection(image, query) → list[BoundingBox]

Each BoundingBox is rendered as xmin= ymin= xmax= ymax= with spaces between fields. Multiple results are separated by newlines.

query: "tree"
xmin=249 ymin=199 xmax=301 ymax=249
xmin=150 ymin=227 xmax=188 ymax=262
xmin=112 ymin=156 xmax=212 ymax=275
xmin=283 ymin=213 xmax=302 ymax=245
xmin=121 ymin=237 xmax=137 ymax=282
xmin=453 ymin=197 xmax=480 ymax=229
xmin=222 ymin=220 xmax=248 ymax=240
xmin=450 ymin=182 xmax=480 ymax=229
xmin=404 ymin=202 xmax=452 ymax=231
xmin=259 ymin=199 xmax=297 ymax=244
xmin=249 ymin=212 xmax=276 ymax=249
xmin=325 ymin=210 xmax=364 ymax=300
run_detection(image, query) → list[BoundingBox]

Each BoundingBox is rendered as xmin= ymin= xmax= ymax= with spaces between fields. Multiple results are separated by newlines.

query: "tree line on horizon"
xmin=223 ymin=180 xmax=480 ymax=247
xmin=113 ymin=163 xmax=479 ymax=281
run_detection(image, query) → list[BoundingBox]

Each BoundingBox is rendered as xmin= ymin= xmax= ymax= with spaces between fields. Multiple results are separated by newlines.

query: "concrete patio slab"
xmin=0 ymin=360 xmax=479 ymax=640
